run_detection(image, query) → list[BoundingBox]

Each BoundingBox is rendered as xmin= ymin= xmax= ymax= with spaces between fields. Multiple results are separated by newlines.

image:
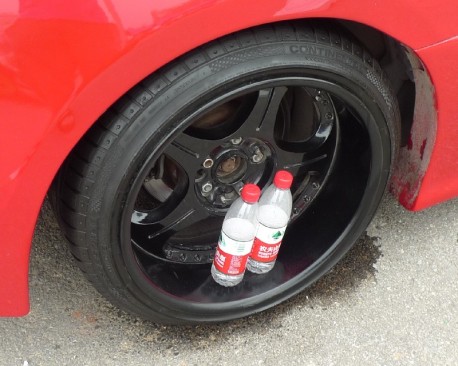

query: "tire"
xmin=55 ymin=23 xmax=400 ymax=324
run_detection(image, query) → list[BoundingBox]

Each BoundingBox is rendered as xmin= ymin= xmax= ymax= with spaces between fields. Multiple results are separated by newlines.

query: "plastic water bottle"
xmin=211 ymin=184 xmax=261 ymax=287
xmin=247 ymin=171 xmax=293 ymax=274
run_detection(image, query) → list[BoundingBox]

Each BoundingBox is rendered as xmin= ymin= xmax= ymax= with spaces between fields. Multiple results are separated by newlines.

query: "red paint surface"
xmin=1 ymin=0 xmax=458 ymax=315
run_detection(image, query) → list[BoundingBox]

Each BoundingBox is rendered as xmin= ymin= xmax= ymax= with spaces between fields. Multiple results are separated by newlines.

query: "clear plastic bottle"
xmin=211 ymin=184 xmax=261 ymax=287
xmin=247 ymin=170 xmax=293 ymax=274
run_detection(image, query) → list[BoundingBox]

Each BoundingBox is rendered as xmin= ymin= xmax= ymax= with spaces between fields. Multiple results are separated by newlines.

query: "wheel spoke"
xmin=131 ymin=185 xmax=208 ymax=244
xmin=279 ymin=118 xmax=334 ymax=154
xmin=276 ymin=148 xmax=328 ymax=176
xmin=229 ymin=87 xmax=288 ymax=140
xmin=275 ymin=111 xmax=336 ymax=175
xmin=163 ymin=132 xmax=218 ymax=173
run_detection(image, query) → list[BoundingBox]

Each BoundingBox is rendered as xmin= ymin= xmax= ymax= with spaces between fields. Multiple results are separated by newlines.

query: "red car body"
xmin=1 ymin=0 xmax=458 ymax=317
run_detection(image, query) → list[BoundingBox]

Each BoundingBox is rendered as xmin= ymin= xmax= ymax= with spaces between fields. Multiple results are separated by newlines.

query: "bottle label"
xmin=250 ymin=224 xmax=287 ymax=262
xmin=213 ymin=232 xmax=253 ymax=275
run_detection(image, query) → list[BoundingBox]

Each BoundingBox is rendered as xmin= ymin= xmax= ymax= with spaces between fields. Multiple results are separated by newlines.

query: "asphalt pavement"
xmin=1 ymin=195 xmax=458 ymax=366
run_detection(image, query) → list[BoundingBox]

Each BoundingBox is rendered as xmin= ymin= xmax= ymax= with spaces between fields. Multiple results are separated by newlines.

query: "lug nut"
xmin=164 ymin=249 xmax=172 ymax=258
xmin=252 ymin=147 xmax=264 ymax=163
xmin=234 ymin=181 xmax=244 ymax=194
xmin=230 ymin=137 xmax=243 ymax=145
xmin=202 ymin=182 xmax=213 ymax=193
xmin=203 ymin=158 xmax=214 ymax=168
xmin=220 ymin=193 xmax=234 ymax=204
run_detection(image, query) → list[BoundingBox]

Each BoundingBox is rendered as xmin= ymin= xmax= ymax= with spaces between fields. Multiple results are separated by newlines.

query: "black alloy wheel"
xmin=55 ymin=23 xmax=399 ymax=324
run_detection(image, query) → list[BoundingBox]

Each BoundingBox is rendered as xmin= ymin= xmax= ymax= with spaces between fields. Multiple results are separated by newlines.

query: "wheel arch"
xmin=332 ymin=20 xmax=437 ymax=210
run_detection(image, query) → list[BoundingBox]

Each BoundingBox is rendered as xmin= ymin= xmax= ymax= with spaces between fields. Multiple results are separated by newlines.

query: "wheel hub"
xmin=218 ymin=155 xmax=240 ymax=175
xmin=195 ymin=137 xmax=272 ymax=209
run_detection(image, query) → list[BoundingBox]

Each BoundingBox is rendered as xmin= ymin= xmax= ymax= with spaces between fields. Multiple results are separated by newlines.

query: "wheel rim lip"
xmin=118 ymin=73 xmax=390 ymax=317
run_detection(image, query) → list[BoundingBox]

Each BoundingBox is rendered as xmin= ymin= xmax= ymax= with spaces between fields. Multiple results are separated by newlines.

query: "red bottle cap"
xmin=241 ymin=184 xmax=261 ymax=203
xmin=274 ymin=170 xmax=293 ymax=189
